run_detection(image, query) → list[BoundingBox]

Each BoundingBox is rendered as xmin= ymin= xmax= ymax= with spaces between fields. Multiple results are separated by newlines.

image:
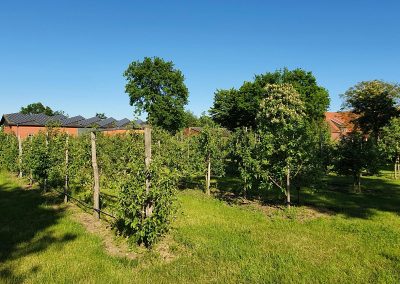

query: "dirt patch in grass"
xmin=69 ymin=205 xmax=138 ymax=260
xmin=153 ymin=234 xmax=181 ymax=263
xmin=68 ymin=203 xmax=181 ymax=263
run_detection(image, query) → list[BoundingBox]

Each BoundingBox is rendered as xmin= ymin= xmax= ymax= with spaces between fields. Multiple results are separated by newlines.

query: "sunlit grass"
xmin=0 ymin=171 xmax=399 ymax=283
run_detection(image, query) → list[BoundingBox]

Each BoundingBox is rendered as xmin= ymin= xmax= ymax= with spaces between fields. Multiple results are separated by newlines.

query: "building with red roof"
xmin=324 ymin=112 xmax=358 ymax=141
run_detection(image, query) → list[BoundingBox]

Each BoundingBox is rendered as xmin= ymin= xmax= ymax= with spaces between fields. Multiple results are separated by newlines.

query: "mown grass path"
xmin=0 ymin=172 xmax=399 ymax=283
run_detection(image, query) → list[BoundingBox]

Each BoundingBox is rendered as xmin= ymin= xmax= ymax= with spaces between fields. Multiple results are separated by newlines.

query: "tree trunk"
xmin=353 ymin=173 xmax=361 ymax=193
xmin=286 ymin=168 xmax=291 ymax=208
xmin=397 ymin=158 xmax=400 ymax=180
xmin=206 ymin=154 xmax=211 ymax=195
xmin=144 ymin=127 xmax=153 ymax=218
xmin=91 ymin=132 xmax=100 ymax=219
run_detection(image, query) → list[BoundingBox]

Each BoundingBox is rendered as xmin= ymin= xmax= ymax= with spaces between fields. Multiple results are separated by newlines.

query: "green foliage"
xmin=22 ymin=133 xmax=50 ymax=188
xmin=256 ymin=84 xmax=307 ymax=193
xmin=334 ymin=132 xmax=380 ymax=191
xmin=20 ymin=102 xmax=64 ymax=116
xmin=116 ymin=155 xmax=178 ymax=247
xmin=124 ymin=57 xmax=189 ymax=133
xmin=198 ymin=126 xmax=228 ymax=177
xmin=0 ymin=131 xmax=19 ymax=172
xmin=210 ymin=68 xmax=330 ymax=130
xmin=211 ymin=88 xmax=257 ymax=130
xmin=379 ymin=117 xmax=400 ymax=164
xmin=115 ymin=129 xmax=182 ymax=246
xmin=3 ymin=127 xmax=187 ymax=246
xmin=68 ymin=134 xmax=93 ymax=201
xmin=152 ymin=128 xmax=203 ymax=180
xmin=21 ymin=128 xmax=68 ymax=189
xmin=342 ymin=80 xmax=400 ymax=137
xmin=256 ymin=68 xmax=330 ymax=122
xmin=183 ymin=110 xmax=200 ymax=127
xmin=228 ymin=84 xmax=328 ymax=202
xmin=229 ymin=128 xmax=261 ymax=197
xmin=95 ymin=113 xmax=107 ymax=119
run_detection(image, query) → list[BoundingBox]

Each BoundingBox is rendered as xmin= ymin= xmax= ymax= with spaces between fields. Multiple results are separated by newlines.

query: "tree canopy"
xmin=210 ymin=68 xmax=330 ymax=130
xmin=124 ymin=57 xmax=189 ymax=133
xmin=95 ymin=113 xmax=107 ymax=119
xmin=20 ymin=102 xmax=55 ymax=116
xmin=342 ymin=80 xmax=400 ymax=138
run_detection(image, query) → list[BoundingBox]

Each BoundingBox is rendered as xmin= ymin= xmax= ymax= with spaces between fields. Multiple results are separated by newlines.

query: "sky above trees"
xmin=0 ymin=0 xmax=399 ymax=119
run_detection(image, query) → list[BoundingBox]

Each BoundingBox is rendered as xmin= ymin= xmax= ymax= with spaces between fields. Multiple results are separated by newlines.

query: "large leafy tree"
xmin=256 ymin=83 xmax=308 ymax=207
xmin=210 ymin=68 xmax=330 ymax=130
xmin=379 ymin=117 xmax=400 ymax=179
xmin=124 ymin=57 xmax=189 ymax=133
xmin=20 ymin=102 xmax=55 ymax=116
xmin=342 ymin=80 xmax=400 ymax=138
xmin=20 ymin=102 xmax=66 ymax=116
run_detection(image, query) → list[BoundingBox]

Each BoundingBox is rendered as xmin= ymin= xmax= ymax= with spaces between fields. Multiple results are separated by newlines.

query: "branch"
xmin=267 ymin=174 xmax=284 ymax=191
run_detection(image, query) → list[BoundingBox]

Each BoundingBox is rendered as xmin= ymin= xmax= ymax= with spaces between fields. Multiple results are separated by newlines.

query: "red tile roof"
xmin=325 ymin=112 xmax=358 ymax=140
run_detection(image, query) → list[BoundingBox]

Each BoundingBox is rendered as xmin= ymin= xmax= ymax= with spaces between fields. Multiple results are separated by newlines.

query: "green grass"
xmin=0 ymin=171 xmax=400 ymax=283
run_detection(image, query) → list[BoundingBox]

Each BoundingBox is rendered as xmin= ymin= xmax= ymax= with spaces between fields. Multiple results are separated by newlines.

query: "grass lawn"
xmin=0 ymin=171 xmax=399 ymax=283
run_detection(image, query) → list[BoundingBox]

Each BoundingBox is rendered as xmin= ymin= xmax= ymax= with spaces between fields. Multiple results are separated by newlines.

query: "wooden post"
xmin=286 ymin=167 xmax=291 ymax=208
xmin=206 ymin=154 xmax=211 ymax=195
xmin=397 ymin=157 xmax=400 ymax=180
xmin=64 ymin=136 xmax=69 ymax=203
xmin=144 ymin=127 xmax=153 ymax=217
xmin=91 ymin=132 xmax=100 ymax=219
xmin=18 ymin=135 xmax=23 ymax=178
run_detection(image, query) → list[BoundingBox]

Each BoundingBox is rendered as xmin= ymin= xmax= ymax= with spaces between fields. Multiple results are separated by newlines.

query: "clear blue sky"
xmin=0 ymin=0 xmax=399 ymax=120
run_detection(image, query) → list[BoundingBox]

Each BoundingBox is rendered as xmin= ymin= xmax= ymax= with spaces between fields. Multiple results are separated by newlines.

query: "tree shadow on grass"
xmin=0 ymin=174 xmax=77 ymax=282
xmin=214 ymin=176 xmax=286 ymax=207
xmin=301 ymin=175 xmax=400 ymax=219
xmin=212 ymin=174 xmax=400 ymax=219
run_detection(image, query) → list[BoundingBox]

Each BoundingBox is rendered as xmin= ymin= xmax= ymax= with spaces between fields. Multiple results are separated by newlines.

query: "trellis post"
xmin=144 ymin=127 xmax=153 ymax=217
xmin=91 ymin=131 xmax=100 ymax=219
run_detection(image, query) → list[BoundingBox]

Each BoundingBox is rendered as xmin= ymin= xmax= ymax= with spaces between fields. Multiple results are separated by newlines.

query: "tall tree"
xmin=342 ymin=80 xmax=400 ymax=138
xmin=183 ymin=110 xmax=200 ymax=127
xmin=20 ymin=102 xmax=54 ymax=116
xmin=210 ymin=68 xmax=330 ymax=130
xmin=124 ymin=57 xmax=189 ymax=133
xmin=379 ymin=117 xmax=400 ymax=179
xmin=256 ymin=83 xmax=308 ymax=207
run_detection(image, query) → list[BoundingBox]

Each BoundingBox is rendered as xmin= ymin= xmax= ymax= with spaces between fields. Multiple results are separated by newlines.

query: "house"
xmin=183 ymin=127 xmax=231 ymax=137
xmin=0 ymin=113 xmax=145 ymax=139
xmin=324 ymin=112 xmax=358 ymax=141
xmin=183 ymin=127 xmax=203 ymax=136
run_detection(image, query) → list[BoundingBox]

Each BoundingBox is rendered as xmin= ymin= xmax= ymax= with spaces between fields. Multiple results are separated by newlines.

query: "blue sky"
xmin=0 ymin=0 xmax=399 ymax=120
